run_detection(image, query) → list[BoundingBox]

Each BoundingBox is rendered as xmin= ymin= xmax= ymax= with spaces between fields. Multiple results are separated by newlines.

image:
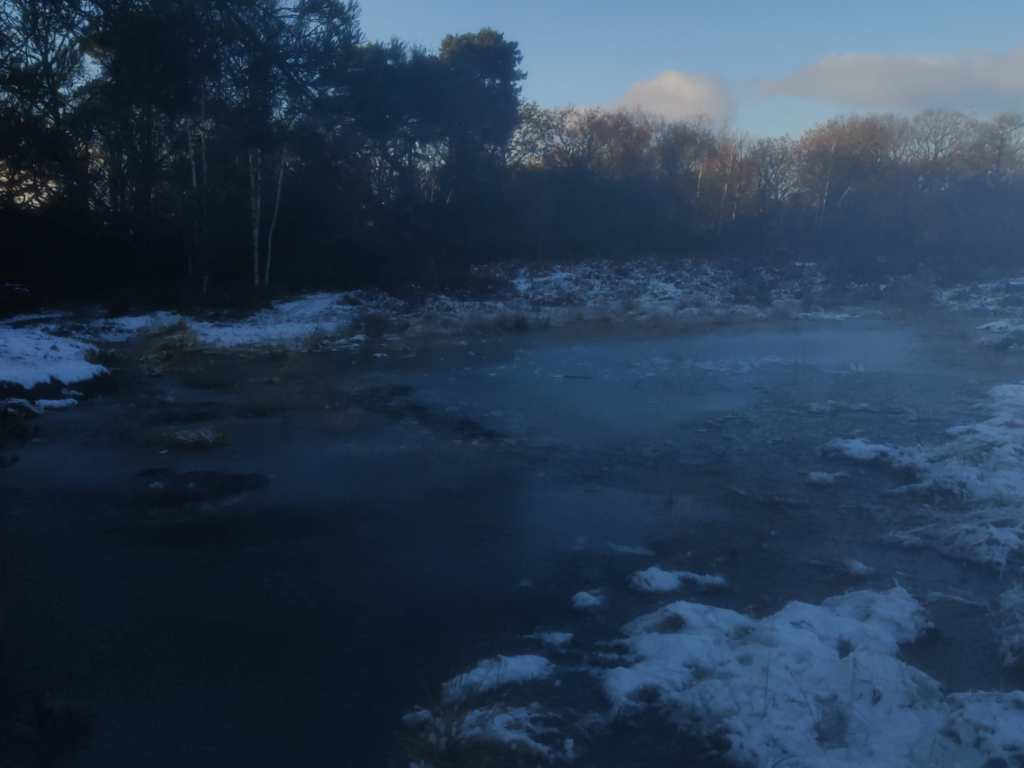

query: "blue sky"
xmin=359 ymin=1 xmax=1024 ymax=136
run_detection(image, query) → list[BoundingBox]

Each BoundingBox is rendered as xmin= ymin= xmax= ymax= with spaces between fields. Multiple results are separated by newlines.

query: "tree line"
xmin=3 ymin=0 xmax=1023 ymax=307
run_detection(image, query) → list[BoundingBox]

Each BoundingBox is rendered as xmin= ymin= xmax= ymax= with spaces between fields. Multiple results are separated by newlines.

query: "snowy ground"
xmin=0 ymin=326 xmax=106 ymax=391
xmin=403 ymin=587 xmax=1024 ymax=767
xmin=937 ymin=274 xmax=1024 ymax=350
xmin=824 ymin=378 xmax=1024 ymax=671
xmin=0 ymin=259 xmax=840 ymax=398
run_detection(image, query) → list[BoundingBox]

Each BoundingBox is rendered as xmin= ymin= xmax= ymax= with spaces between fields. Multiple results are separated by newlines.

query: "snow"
xmin=842 ymin=558 xmax=875 ymax=577
xmin=799 ymin=310 xmax=860 ymax=321
xmin=189 ymin=293 xmax=360 ymax=348
xmin=628 ymin=566 xmax=727 ymax=593
xmin=1 ymin=259 xmax=853 ymax=363
xmin=938 ymin=276 xmax=1024 ymax=316
xmin=978 ymin=319 xmax=1024 ymax=334
xmin=999 ymin=585 xmax=1024 ymax=667
xmin=408 ymin=587 xmax=1024 ymax=767
xmin=571 ymin=591 xmax=606 ymax=611
xmin=0 ymin=326 xmax=106 ymax=389
xmin=607 ymin=543 xmax=656 ymax=556
xmin=35 ymin=398 xmax=78 ymax=411
xmin=807 ymin=471 xmax=847 ymax=486
xmin=602 ymin=588 xmax=954 ymax=768
xmin=825 ymin=437 xmax=916 ymax=464
xmin=686 ymin=356 xmax=787 ymax=375
xmin=88 ymin=311 xmax=182 ymax=342
xmin=404 ymin=703 xmax=572 ymax=760
xmin=827 ymin=382 xmax=1024 ymax=568
xmin=942 ymin=692 xmax=1024 ymax=763
xmin=826 ymin=380 xmax=1024 ymax=661
xmin=442 ymin=655 xmax=554 ymax=701
xmin=526 ymin=632 xmax=574 ymax=649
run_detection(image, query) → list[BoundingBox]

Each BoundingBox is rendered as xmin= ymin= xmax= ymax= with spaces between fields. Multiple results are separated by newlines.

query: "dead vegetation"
xmin=145 ymin=425 xmax=228 ymax=450
xmin=135 ymin=321 xmax=199 ymax=376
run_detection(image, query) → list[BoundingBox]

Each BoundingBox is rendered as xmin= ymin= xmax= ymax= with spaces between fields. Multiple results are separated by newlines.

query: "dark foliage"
xmin=2 ymin=1 xmax=1022 ymax=310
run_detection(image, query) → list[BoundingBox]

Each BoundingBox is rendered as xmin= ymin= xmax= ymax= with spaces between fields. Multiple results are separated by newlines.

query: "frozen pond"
xmin=4 ymin=315 xmax=1024 ymax=765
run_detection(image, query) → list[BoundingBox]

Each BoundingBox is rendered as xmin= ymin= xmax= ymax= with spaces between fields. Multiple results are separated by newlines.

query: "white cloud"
xmin=765 ymin=49 xmax=1024 ymax=112
xmin=620 ymin=71 xmax=732 ymax=122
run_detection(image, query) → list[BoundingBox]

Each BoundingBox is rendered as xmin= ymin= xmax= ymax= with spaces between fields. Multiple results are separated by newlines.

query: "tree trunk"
xmin=186 ymin=126 xmax=198 ymax=278
xmin=248 ymin=147 xmax=263 ymax=288
xmin=818 ymin=141 xmax=837 ymax=227
xmin=264 ymin=147 xmax=286 ymax=288
xmin=199 ymin=119 xmax=209 ymax=294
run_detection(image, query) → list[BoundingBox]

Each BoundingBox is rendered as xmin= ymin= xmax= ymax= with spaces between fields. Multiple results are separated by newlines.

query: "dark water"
xmin=3 ymin=316 xmax=1024 ymax=766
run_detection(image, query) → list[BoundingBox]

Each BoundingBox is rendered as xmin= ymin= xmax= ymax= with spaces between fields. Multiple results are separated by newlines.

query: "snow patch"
xmin=602 ymin=588 xmax=950 ymax=767
xmin=409 ymin=588 xmax=1024 ymax=766
xmin=628 ymin=566 xmax=727 ymax=593
xmin=189 ymin=293 xmax=359 ymax=348
xmin=0 ymin=326 xmax=106 ymax=389
xmin=807 ymin=471 xmax=847 ymax=486
xmin=442 ymin=655 xmax=554 ymax=701
xmin=35 ymin=398 xmax=78 ymax=411
xmin=607 ymin=543 xmax=656 ymax=557
xmin=89 ymin=311 xmax=183 ymax=342
xmin=825 ymin=437 xmax=916 ymax=465
xmin=526 ymin=632 xmax=574 ymax=650
xmin=572 ymin=591 xmax=606 ymax=611
xmin=999 ymin=585 xmax=1024 ymax=668
xmin=403 ymin=703 xmax=572 ymax=760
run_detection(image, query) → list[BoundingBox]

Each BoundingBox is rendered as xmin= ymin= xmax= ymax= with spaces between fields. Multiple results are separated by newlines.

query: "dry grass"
xmin=145 ymin=425 xmax=227 ymax=450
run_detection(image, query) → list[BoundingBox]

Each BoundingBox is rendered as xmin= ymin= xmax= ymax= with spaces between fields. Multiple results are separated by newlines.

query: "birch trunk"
xmin=264 ymin=148 xmax=286 ymax=288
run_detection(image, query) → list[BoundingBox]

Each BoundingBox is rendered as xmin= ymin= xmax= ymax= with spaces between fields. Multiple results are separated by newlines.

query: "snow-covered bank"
xmin=825 ymin=378 xmax=1024 ymax=670
xmin=404 ymin=587 xmax=1024 ymax=767
xmin=2 ymin=258 xmax=846 ymax=361
xmin=936 ymin=274 xmax=1024 ymax=349
xmin=0 ymin=326 xmax=106 ymax=390
xmin=826 ymin=383 xmax=1024 ymax=568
